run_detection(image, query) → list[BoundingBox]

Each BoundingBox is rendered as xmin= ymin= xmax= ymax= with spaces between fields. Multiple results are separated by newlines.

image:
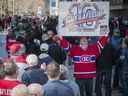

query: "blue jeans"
xmin=96 ymin=70 xmax=112 ymax=96
xmin=122 ymin=72 xmax=128 ymax=96
xmin=76 ymin=78 xmax=93 ymax=96
xmin=113 ymin=63 xmax=122 ymax=88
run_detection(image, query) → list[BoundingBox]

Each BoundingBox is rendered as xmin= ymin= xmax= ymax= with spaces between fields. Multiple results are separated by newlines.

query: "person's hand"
xmin=41 ymin=63 xmax=46 ymax=71
xmin=120 ymin=55 xmax=125 ymax=60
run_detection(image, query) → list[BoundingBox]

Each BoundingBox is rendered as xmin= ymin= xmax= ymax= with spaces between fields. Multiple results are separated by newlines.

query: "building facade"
xmin=0 ymin=0 xmax=128 ymax=16
xmin=0 ymin=0 xmax=49 ymax=16
xmin=92 ymin=0 xmax=128 ymax=16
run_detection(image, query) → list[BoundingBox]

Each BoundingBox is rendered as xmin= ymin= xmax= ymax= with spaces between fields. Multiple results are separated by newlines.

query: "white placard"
xmin=58 ymin=1 xmax=110 ymax=36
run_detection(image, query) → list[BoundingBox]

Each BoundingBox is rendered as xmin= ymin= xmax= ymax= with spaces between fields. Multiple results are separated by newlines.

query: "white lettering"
xmin=0 ymin=89 xmax=11 ymax=95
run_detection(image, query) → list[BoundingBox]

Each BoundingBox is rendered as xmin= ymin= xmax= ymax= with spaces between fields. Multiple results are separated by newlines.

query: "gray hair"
xmin=28 ymin=83 xmax=43 ymax=96
xmin=11 ymin=84 xmax=29 ymax=96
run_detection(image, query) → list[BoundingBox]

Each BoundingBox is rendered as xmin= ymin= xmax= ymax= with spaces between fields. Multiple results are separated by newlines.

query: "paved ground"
xmin=112 ymin=90 xmax=122 ymax=96
xmin=93 ymin=89 xmax=122 ymax=96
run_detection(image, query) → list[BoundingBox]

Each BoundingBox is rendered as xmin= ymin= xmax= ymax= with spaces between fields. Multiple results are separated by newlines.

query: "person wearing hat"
xmin=39 ymin=43 xmax=53 ymax=71
xmin=22 ymin=54 xmax=48 ymax=85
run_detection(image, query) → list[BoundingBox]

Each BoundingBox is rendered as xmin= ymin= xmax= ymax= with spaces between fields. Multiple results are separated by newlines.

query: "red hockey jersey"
xmin=15 ymin=54 xmax=27 ymax=64
xmin=61 ymin=36 xmax=108 ymax=79
xmin=70 ymin=44 xmax=99 ymax=79
xmin=0 ymin=80 xmax=21 ymax=96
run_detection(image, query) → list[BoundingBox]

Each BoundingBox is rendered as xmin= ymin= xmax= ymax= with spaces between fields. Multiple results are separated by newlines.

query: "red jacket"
xmin=15 ymin=54 xmax=27 ymax=64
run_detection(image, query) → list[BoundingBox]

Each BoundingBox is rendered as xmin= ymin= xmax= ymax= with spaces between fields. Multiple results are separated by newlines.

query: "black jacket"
xmin=96 ymin=43 xmax=116 ymax=71
xmin=48 ymin=43 xmax=66 ymax=64
xmin=22 ymin=66 xmax=48 ymax=85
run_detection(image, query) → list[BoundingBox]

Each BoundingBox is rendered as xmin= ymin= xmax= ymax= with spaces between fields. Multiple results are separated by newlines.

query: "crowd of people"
xmin=0 ymin=14 xmax=128 ymax=96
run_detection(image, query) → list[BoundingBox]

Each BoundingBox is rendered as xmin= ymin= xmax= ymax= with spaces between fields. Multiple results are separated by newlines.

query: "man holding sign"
xmin=58 ymin=1 xmax=110 ymax=96
xmin=60 ymin=36 xmax=108 ymax=96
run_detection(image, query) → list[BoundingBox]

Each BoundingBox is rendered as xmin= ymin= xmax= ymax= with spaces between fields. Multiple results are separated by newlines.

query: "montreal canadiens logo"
xmin=80 ymin=55 xmax=96 ymax=62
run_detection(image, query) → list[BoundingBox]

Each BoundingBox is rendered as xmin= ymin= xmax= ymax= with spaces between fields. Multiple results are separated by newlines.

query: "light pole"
xmin=13 ymin=0 xmax=15 ymax=15
xmin=0 ymin=0 xmax=3 ymax=16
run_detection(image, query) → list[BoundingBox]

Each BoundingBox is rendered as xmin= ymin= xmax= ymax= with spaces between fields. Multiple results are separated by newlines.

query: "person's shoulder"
xmin=43 ymin=83 xmax=48 ymax=89
xmin=22 ymin=69 xmax=30 ymax=77
xmin=43 ymin=81 xmax=57 ymax=91
xmin=37 ymin=69 xmax=47 ymax=76
xmin=69 ymin=80 xmax=79 ymax=87
xmin=61 ymin=80 xmax=79 ymax=89
xmin=43 ymin=84 xmax=57 ymax=96
xmin=0 ymin=80 xmax=21 ymax=88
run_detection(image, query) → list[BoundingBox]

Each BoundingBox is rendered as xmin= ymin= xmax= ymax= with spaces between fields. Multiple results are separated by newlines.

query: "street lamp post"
xmin=0 ymin=0 xmax=3 ymax=16
xmin=13 ymin=0 xmax=15 ymax=15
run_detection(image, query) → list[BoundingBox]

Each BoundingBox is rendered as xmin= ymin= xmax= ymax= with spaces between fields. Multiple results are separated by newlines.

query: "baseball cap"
xmin=26 ymin=54 xmax=38 ymax=66
xmin=40 ymin=43 xmax=49 ymax=52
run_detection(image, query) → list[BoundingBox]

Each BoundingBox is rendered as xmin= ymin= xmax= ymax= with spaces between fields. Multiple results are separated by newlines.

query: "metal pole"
xmin=57 ymin=0 xmax=59 ymax=16
xmin=13 ymin=0 xmax=15 ymax=15
xmin=0 ymin=0 xmax=3 ymax=16
xmin=7 ymin=0 xmax=8 ymax=15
